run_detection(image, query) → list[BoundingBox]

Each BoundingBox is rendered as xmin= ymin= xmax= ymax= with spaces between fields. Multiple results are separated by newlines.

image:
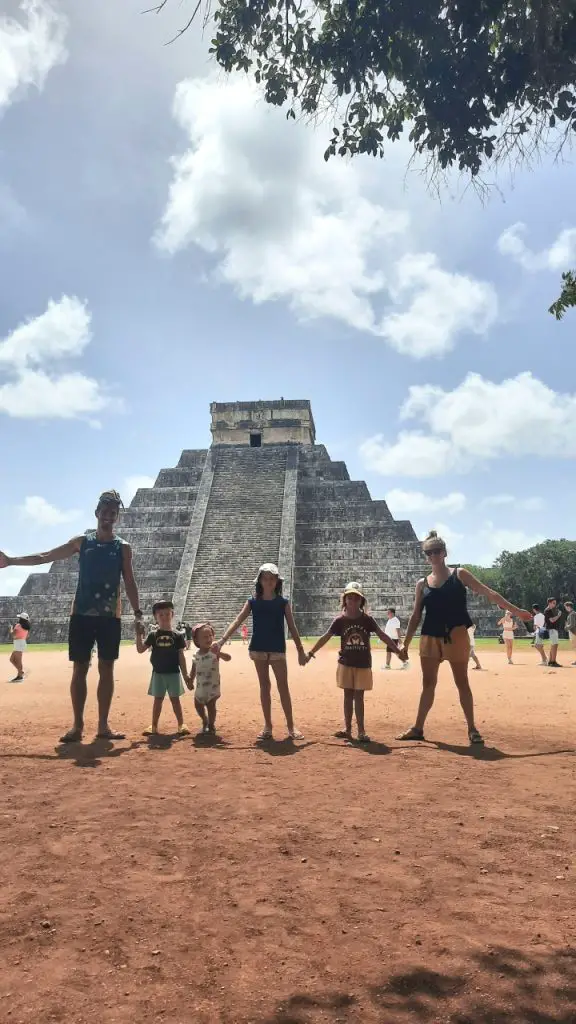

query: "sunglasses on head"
xmin=425 ymin=546 xmax=444 ymax=556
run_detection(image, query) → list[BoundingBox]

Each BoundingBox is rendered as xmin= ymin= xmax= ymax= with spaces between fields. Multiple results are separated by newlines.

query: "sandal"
xmin=257 ymin=729 xmax=273 ymax=741
xmin=357 ymin=733 xmax=371 ymax=744
xmin=396 ymin=727 xmax=425 ymax=741
xmin=143 ymin=726 xmax=158 ymax=736
xmin=469 ymin=728 xmax=485 ymax=745
xmin=178 ymin=723 xmax=191 ymax=736
xmin=288 ymin=728 xmax=304 ymax=740
xmin=334 ymin=729 xmax=352 ymax=740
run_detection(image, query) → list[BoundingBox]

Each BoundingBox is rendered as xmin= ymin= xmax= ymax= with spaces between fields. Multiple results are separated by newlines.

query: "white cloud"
xmin=123 ymin=475 xmax=155 ymax=505
xmin=482 ymin=494 xmax=545 ymax=512
xmin=361 ymin=371 xmax=576 ymax=477
xmin=19 ymin=495 xmax=82 ymax=526
xmin=497 ymin=223 xmax=576 ymax=273
xmin=155 ymin=75 xmax=497 ymax=358
xmin=0 ymin=296 xmax=119 ymax=422
xmin=472 ymin=523 xmax=546 ymax=568
xmin=0 ymin=0 xmax=67 ymax=115
xmin=385 ymin=488 xmax=466 ymax=516
xmin=381 ymin=253 xmax=497 ymax=358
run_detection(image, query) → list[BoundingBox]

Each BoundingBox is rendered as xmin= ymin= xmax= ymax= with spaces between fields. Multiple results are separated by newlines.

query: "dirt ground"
xmin=1 ymin=644 xmax=575 ymax=1024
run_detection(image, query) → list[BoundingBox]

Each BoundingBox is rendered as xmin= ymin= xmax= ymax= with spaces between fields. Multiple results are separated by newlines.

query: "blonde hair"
xmin=422 ymin=529 xmax=446 ymax=552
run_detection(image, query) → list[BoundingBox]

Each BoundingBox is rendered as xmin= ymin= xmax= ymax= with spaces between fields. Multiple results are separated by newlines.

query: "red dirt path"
xmin=1 ymin=645 xmax=575 ymax=1024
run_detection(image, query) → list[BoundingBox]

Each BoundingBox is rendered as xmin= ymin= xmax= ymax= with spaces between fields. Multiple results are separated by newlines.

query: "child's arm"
xmin=216 ymin=602 xmax=251 ymax=647
xmin=185 ymin=662 xmax=196 ymax=691
xmin=135 ymin=624 xmax=149 ymax=654
xmin=218 ymin=651 xmax=232 ymax=662
xmin=178 ymin=649 xmax=189 ymax=683
xmin=373 ymin=624 xmax=408 ymax=661
xmin=307 ymin=629 xmax=333 ymax=660
xmin=284 ymin=603 xmax=307 ymax=665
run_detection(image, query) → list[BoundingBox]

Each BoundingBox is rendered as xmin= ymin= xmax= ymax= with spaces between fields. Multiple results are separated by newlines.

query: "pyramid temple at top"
xmin=0 ymin=400 xmax=493 ymax=641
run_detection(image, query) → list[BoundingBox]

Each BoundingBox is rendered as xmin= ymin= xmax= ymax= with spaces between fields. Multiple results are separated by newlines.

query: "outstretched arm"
xmin=0 ymin=536 xmax=83 ymax=568
xmin=458 ymin=568 xmax=531 ymax=620
xmin=402 ymin=580 xmax=425 ymax=651
xmin=373 ymin=625 xmax=406 ymax=659
xmin=307 ymin=629 xmax=333 ymax=659
xmin=284 ymin=604 xmax=307 ymax=665
xmin=217 ymin=602 xmax=251 ymax=647
xmin=121 ymin=544 xmax=141 ymax=617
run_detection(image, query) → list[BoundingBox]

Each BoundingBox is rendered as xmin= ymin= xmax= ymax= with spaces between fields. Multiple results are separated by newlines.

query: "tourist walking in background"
xmin=306 ymin=583 xmax=407 ymax=743
xmin=397 ymin=530 xmax=531 ymax=746
xmin=467 ymin=623 xmax=482 ymax=670
xmin=136 ymin=600 xmax=191 ymax=736
xmin=0 ymin=489 xmax=142 ymax=743
xmin=8 ymin=612 xmax=30 ymax=681
xmin=241 ymin=623 xmax=249 ymax=644
xmin=545 ymin=597 xmax=563 ymax=667
xmin=531 ymin=604 xmax=548 ymax=665
xmin=382 ymin=607 xmax=406 ymax=670
xmin=564 ymin=601 xmax=576 ymax=665
xmin=498 ymin=610 xmax=517 ymax=664
xmin=215 ymin=563 xmax=307 ymax=741
xmin=187 ymin=622 xmax=231 ymax=735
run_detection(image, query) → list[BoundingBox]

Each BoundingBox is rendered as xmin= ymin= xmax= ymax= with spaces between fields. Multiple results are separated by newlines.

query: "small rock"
xmin=41 ymin=920 xmax=51 ymax=929
xmin=152 ymin=949 xmax=161 ymax=956
xmin=373 ymin=838 xmax=381 ymax=843
xmin=556 ymin=875 xmax=565 ymax=881
xmin=301 ymin=857 xmax=307 ymax=863
xmin=480 ymin=869 xmax=489 ymax=875
xmin=394 ymin=850 xmax=400 ymax=856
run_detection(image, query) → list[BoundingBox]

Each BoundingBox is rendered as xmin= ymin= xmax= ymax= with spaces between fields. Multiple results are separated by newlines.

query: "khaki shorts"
xmin=420 ymin=625 xmax=470 ymax=664
xmin=249 ymin=651 xmax=286 ymax=664
xmin=336 ymin=665 xmax=373 ymax=691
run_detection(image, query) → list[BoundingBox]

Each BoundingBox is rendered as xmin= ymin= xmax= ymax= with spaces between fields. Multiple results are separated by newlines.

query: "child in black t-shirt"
xmin=306 ymin=582 xmax=406 ymax=743
xmin=136 ymin=600 xmax=191 ymax=736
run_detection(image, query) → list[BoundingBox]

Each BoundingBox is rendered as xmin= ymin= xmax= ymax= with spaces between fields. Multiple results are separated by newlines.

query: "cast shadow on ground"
xmin=254 ymin=738 xmax=317 ymax=757
xmin=0 ymin=738 xmax=137 ymax=768
xmin=258 ymin=945 xmax=576 ymax=1024
xmin=430 ymin=741 xmax=575 ymax=762
xmin=324 ymin=738 xmax=392 ymax=756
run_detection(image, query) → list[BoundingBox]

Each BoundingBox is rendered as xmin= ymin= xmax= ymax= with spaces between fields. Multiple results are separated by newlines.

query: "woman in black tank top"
xmin=397 ymin=530 xmax=530 ymax=746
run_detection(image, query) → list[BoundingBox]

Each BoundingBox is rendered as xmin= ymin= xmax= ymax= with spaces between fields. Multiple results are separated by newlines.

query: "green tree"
xmin=549 ymin=270 xmax=576 ymax=319
xmin=462 ymin=564 xmax=503 ymax=592
xmin=494 ymin=540 xmax=576 ymax=610
xmin=157 ymin=0 xmax=576 ymax=314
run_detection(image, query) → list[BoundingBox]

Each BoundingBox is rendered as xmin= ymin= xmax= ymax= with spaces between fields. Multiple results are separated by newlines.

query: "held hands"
xmin=184 ymin=675 xmax=194 ymax=691
xmin=397 ymin=647 xmax=409 ymax=664
xmin=298 ymin=650 xmax=309 ymax=667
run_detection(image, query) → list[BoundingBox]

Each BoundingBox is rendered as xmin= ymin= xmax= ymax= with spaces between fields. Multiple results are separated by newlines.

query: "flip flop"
xmin=256 ymin=729 xmax=273 ymax=741
xmin=396 ymin=727 xmax=425 ymax=741
xmin=334 ymin=729 xmax=352 ymax=740
xmin=357 ymin=733 xmax=371 ymax=744
xmin=96 ymin=730 xmax=126 ymax=741
xmin=59 ymin=729 xmax=83 ymax=744
xmin=288 ymin=728 xmax=304 ymax=740
xmin=468 ymin=728 xmax=485 ymax=745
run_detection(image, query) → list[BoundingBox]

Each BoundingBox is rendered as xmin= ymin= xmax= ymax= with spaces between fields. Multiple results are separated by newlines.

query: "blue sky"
xmin=1 ymin=0 xmax=575 ymax=595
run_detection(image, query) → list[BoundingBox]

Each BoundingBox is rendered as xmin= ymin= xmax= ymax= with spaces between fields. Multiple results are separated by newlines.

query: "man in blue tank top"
xmin=0 ymin=490 xmax=142 ymax=743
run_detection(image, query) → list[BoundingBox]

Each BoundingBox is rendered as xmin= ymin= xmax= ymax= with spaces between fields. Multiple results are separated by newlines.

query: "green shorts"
xmin=148 ymin=671 xmax=185 ymax=699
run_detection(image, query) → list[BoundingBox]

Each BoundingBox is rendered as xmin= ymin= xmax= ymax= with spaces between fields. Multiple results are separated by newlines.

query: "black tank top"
xmin=421 ymin=569 xmax=472 ymax=640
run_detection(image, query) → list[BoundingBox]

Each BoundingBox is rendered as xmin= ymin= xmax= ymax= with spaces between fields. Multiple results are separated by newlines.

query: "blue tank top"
xmin=72 ymin=532 xmax=124 ymax=617
xmin=249 ymin=596 xmax=288 ymax=653
xmin=421 ymin=569 xmax=472 ymax=640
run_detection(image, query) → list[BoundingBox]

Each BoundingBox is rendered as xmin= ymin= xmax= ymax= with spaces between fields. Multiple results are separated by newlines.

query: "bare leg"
xmin=450 ymin=661 xmax=477 ymax=732
xmin=471 ymin=650 xmax=482 ymax=670
xmin=353 ymin=691 xmax=366 ymax=737
xmin=194 ymin=699 xmax=208 ymax=729
xmin=385 ymin=650 xmax=392 ymax=668
xmin=414 ymin=659 xmax=440 ymax=732
xmin=10 ymin=651 xmax=23 ymax=677
xmin=206 ymin=698 xmax=218 ymax=730
xmin=550 ymin=642 xmax=559 ymax=664
xmin=536 ymin=643 xmax=547 ymax=665
xmin=271 ymin=658 xmax=299 ymax=735
xmin=60 ymin=661 xmax=89 ymax=741
xmin=505 ymin=639 xmax=513 ymax=663
xmin=253 ymin=660 xmax=273 ymax=734
xmin=96 ymin=659 xmax=124 ymax=738
xmin=169 ymin=694 xmax=184 ymax=727
xmin=342 ymin=689 xmax=354 ymax=734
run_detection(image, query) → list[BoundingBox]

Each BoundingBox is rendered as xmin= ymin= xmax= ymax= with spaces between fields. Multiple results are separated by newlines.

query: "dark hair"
xmin=340 ymin=592 xmax=367 ymax=612
xmin=152 ymin=600 xmax=174 ymax=616
xmin=96 ymin=489 xmax=124 ymax=512
xmin=532 ymin=604 xmax=540 ymax=611
xmin=547 ymin=596 xmax=557 ymax=603
xmin=387 ymin=607 xmax=396 ymax=615
xmin=255 ymin=576 xmax=283 ymax=598
xmin=18 ymin=617 xmax=30 ymax=632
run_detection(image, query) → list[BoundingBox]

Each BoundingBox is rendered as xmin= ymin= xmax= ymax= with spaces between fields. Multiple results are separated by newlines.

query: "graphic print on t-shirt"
xmin=329 ymin=613 xmax=379 ymax=668
xmin=194 ymin=651 xmax=221 ymax=704
xmin=145 ymin=629 xmax=185 ymax=674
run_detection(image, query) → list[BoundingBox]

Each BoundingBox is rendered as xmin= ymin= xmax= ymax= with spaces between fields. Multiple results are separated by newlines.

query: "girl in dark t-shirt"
xmin=307 ymin=582 xmax=406 ymax=743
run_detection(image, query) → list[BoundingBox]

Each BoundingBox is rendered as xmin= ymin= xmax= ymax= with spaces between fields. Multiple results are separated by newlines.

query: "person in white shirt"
xmin=383 ymin=608 xmax=407 ymax=669
xmin=531 ymin=604 xmax=548 ymax=666
xmin=467 ymin=623 xmax=482 ymax=670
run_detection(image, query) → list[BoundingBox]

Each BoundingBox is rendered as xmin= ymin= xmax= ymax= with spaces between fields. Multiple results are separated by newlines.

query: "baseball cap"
xmin=343 ymin=582 xmax=364 ymax=597
xmin=254 ymin=563 xmax=283 ymax=583
xmin=17 ymin=611 xmax=30 ymax=621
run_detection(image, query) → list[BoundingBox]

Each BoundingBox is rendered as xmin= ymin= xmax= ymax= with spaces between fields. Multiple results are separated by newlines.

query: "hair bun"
xmin=426 ymin=529 xmax=438 ymax=539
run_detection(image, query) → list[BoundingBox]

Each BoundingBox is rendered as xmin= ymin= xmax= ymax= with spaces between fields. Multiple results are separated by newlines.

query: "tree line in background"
xmin=464 ymin=539 xmax=576 ymax=611
xmin=158 ymin=0 xmax=576 ymax=317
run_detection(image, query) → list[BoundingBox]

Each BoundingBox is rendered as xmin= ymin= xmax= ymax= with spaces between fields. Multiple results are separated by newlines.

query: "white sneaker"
xmin=381 ymin=664 xmax=391 ymax=671
xmin=401 ymin=661 xmax=410 ymax=670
